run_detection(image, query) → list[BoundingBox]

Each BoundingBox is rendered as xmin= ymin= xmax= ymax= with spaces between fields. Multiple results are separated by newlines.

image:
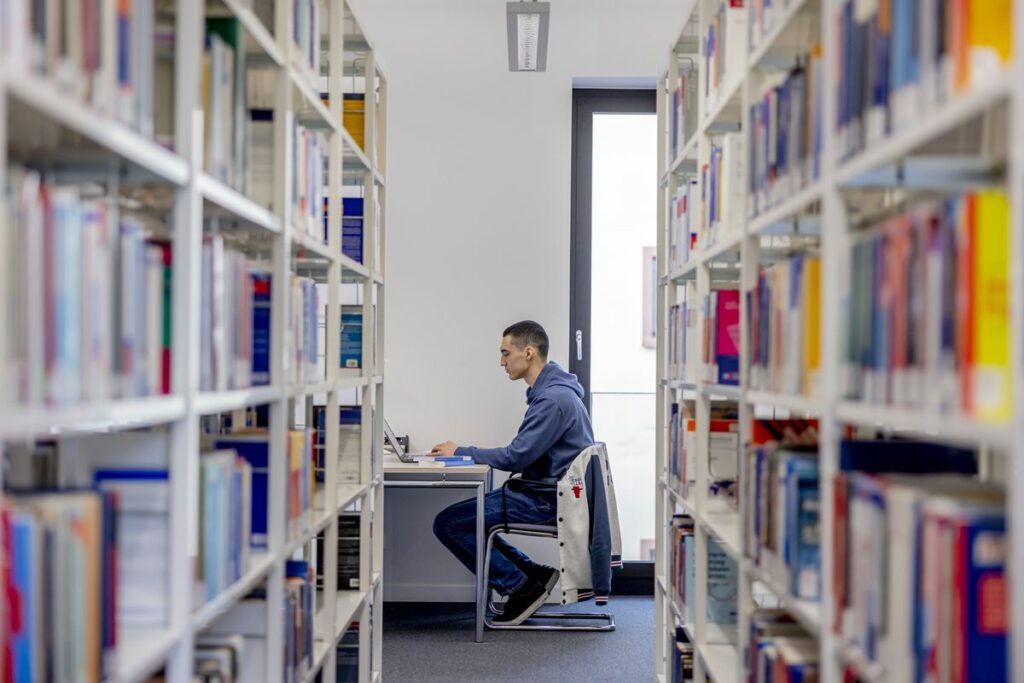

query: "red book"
xmin=832 ymin=474 xmax=848 ymax=634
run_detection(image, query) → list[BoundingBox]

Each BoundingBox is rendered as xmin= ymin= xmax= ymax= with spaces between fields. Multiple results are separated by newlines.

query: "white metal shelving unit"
xmin=654 ymin=1 xmax=1024 ymax=682
xmin=0 ymin=1 xmax=388 ymax=682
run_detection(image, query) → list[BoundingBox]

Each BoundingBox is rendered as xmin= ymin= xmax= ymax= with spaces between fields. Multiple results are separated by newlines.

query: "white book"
xmin=81 ymin=200 xmax=114 ymax=401
xmin=210 ymin=235 xmax=228 ymax=391
xmin=52 ymin=187 xmax=82 ymax=405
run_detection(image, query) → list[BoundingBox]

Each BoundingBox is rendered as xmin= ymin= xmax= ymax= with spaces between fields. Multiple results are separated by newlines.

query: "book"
xmin=198 ymin=450 xmax=253 ymax=602
xmin=201 ymin=236 xmax=255 ymax=392
xmin=211 ymin=433 xmax=271 ymax=551
xmin=842 ymin=192 xmax=1010 ymax=419
xmin=340 ymin=305 xmax=364 ymax=373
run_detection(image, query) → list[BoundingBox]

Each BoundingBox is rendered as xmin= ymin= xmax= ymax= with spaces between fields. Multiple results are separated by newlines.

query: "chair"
xmin=482 ymin=445 xmax=618 ymax=632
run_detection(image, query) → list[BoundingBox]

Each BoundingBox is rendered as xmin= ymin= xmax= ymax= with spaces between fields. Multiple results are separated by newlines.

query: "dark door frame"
xmin=569 ymin=88 xmax=656 ymax=595
xmin=569 ymin=88 xmax=657 ymax=403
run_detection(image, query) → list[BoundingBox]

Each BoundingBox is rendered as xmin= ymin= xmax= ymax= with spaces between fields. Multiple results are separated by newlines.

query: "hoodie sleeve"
xmin=455 ymin=397 xmax=567 ymax=473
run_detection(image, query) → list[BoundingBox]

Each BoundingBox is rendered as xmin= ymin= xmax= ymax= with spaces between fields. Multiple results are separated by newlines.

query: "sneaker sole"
xmin=493 ymin=589 xmax=550 ymax=627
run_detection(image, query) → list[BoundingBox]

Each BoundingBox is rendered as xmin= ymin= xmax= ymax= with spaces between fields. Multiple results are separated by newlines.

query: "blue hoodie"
xmin=456 ymin=362 xmax=595 ymax=482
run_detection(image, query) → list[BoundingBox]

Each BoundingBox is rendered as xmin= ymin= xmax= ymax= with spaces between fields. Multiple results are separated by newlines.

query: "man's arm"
xmin=434 ymin=398 xmax=567 ymax=472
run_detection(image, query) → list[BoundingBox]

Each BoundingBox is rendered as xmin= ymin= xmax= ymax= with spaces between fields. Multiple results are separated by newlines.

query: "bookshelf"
xmin=655 ymin=1 xmax=1022 ymax=682
xmin=0 ymin=1 xmax=387 ymax=682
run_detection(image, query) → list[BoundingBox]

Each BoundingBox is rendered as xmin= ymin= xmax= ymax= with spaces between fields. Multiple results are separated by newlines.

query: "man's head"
xmin=500 ymin=320 xmax=549 ymax=383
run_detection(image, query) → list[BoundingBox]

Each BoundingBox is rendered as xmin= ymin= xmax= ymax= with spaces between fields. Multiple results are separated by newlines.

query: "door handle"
xmin=575 ymin=330 xmax=583 ymax=361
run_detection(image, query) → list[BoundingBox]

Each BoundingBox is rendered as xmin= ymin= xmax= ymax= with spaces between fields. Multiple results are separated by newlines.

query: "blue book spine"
xmin=784 ymin=457 xmax=820 ymax=600
xmin=11 ymin=512 xmax=37 ymax=681
xmin=961 ymin=515 xmax=1007 ymax=683
xmin=340 ymin=309 xmax=363 ymax=370
xmin=214 ymin=439 xmax=269 ymax=550
xmin=251 ymin=272 xmax=272 ymax=386
xmin=231 ymin=462 xmax=241 ymax=581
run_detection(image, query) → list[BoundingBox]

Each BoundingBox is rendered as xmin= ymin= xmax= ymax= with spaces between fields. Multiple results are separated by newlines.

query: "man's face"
xmin=500 ymin=335 xmax=531 ymax=381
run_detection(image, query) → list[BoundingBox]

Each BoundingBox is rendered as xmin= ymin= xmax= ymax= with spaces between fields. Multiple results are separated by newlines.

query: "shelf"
xmin=338 ymin=483 xmax=370 ymax=511
xmin=698 ymin=643 xmax=738 ymax=683
xmin=334 ymin=590 xmax=368 ymax=639
xmin=701 ymin=74 xmax=745 ymax=132
xmin=747 ymin=181 xmax=823 ymax=237
xmin=198 ymin=173 xmax=282 ymax=233
xmin=663 ymin=379 xmax=698 ymax=392
xmin=834 ymin=71 xmax=1014 ymax=187
xmin=290 ymin=66 xmax=338 ymax=132
xmin=746 ymin=390 xmax=823 ymax=416
xmin=113 ymin=627 xmax=181 ymax=683
xmin=702 ymin=508 xmax=742 ymax=561
xmin=216 ymin=0 xmax=286 ymax=67
xmin=662 ymin=133 xmax=700 ymax=185
xmin=291 ymin=227 xmax=336 ymax=263
xmin=341 ymin=127 xmax=374 ymax=173
xmin=0 ymin=395 xmax=187 ymax=438
xmin=748 ymin=0 xmax=816 ymax=70
xmin=744 ymin=560 xmax=821 ymax=636
xmin=3 ymin=69 xmax=190 ymax=186
xmin=304 ymin=639 xmax=332 ymax=683
xmin=372 ymin=375 xmax=384 ymax=385
xmin=371 ymin=271 xmax=384 ymax=285
xmin=195 ymin=386 xmax=283 ymax=415
xmin=292 ymin=380 xmax=333 ymax=398
xmin=192 ymin=553 xmax=276 ymax=631
xmin=666 ymin=257 xmax=701 ymax=283
xmin=835 ymin=401 xmax=1013 ymax=448
xmin=661 ymin=477 xmax=696 ymax=514
xmin=701 ymin=230 xmax=744 ymax=264
xmin=339 ymin=252 xmax=370 ymax=277
xmin=335 ymin=375 xmax=370 ymax=390
xmin=701 ymin=384 xmax=742 ymax=401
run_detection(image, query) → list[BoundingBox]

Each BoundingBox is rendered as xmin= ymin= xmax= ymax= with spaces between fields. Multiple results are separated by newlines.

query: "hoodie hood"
xmin=527 ymin=362 xmax=585 ymax=403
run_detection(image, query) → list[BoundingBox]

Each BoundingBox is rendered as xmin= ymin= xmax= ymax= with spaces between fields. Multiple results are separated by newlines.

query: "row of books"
xmin=293 ymin=122 xmax=327 ymax=239
xmin=289 ymin=276 xmax=322 ymax=387
xmin=285 ymin=559 xmax=316 ymax=683
xmin=200 ymin=236 xmax=271 ymax=392
xmin=313 ymin=405 xmax=363 ymax=484
xmin=836 ymin=0 xmax=1014 ymax=159
xmin=324 ymin=197 xmax=366 ymax=264
xmin=748 ymin=253 xmax=821 ymax=397
xmin=205 ymin=20 xmax=248 ymax=191
xmin=669 ymin=516 xmax=740 ymax=639
xmin=198 ymin=449 xmax=254 ymax=602
xmin=747 ymin=610 xmax=818 ymax=683
xmin=747 ymin=48 xmax=823 ymax=218
xmin=316 ymin=512 xmax=362 ymax=591
xmin=667 ymin=283 xmax=699 ymax=383
xmin=842 ymin=191 xmax=1011 ymax=421
xmin=668 ymin=179 xmax=698 ymax=270
xmin=704 ymin=1 xmax=746 ymax=109
xmin=701 ymin=289 xmax=741 ymax=386
xmin=2 ymin=168 xmax=172 ymax=406
xmin=700 ymin=133 xmax=745 ymax=249
xmin=292 ymin=0 xmax=323 ymax=76
xmin=668 ymin=402 xmax=740 ymax=500
xmin=4 ymin=490 xmax=119 ymax=682
xmin=831 ymin=440 xmax=1005 ymax=683
xmin=669 ymin=70 xmax=699 ymax=163
xmin=1 ymin=0 xmax=170 ymax=139
xmin=744 ymin=447 xmax=820 ymax=601
xmin=671 ymin=627 xmax=695 ymax=683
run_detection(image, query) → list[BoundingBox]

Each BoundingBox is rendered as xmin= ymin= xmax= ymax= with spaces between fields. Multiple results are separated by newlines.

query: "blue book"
xmin=342 ymin=197 xmax=364 ymax=264
xmin=839 ymin=440 xmax=976 ymax=474
xmin=340 ymin=307 xmax=363 ymax=370
xmin=706 ymin=537 xmax=737 ymax=625
xmin=251 ymin=272 xmax=271 ymax=386
xmin=10 ymin=511 xmax=38 ymax=681
xmin=782 ymin=455 xmax=820 ymax=600
xmin=213 ymin=436 xmax=269 ymax=550
xmin=960 ymin=512 xmax=1007 ymax=683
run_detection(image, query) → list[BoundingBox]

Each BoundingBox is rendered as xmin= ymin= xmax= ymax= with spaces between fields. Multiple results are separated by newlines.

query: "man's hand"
xmin=431 ymin=441 xmax=458 ymax=456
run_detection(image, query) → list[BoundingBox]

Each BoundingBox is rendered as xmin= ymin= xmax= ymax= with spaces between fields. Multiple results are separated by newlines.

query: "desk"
xmin=383 ymin=458 xmax=492 ymax=642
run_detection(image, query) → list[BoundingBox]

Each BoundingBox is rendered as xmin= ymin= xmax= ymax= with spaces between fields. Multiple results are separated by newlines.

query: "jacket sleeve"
xmin=454 ymin=397 xmax=566 ymax=472
xmin=585 ymin=455 xmax=613 ymax=603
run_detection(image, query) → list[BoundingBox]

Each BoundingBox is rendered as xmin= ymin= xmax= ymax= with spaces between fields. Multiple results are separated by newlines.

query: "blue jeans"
xmin=432 ymin=486 xmax=557 ymax=596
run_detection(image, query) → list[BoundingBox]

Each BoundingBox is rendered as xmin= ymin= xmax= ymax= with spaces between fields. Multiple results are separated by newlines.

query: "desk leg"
xmin=475 ymin=481 xmax=485 ymax=643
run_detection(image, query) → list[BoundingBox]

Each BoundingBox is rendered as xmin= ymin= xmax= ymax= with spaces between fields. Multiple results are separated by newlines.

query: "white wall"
xmin=351 ymin=0 xmax=684 ymax=600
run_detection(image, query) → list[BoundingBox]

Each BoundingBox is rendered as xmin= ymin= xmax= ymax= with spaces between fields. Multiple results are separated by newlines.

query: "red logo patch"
xmin=572 ymin=485 xmax=582 ymax=499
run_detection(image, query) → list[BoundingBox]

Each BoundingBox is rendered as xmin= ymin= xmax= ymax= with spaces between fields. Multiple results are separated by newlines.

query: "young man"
xmin=431 ymin=320 xmax=595 ymax=626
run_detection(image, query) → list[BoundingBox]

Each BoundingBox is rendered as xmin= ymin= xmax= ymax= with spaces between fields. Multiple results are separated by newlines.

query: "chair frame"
xmin=482 ymin=477 xmax=615 ymax=632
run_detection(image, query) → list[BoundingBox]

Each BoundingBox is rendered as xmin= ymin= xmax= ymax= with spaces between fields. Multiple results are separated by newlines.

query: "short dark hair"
xmin=503 ymin=320 xmax=549 ymax=358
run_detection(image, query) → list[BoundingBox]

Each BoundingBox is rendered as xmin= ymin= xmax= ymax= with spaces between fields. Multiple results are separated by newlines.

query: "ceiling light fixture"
xmin=506 ymin=1 xmax=550 ymax=72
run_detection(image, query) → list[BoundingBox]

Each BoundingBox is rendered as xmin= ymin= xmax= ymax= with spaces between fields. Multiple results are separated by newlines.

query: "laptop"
xmin=383 ymin=419 xmax=426 ymax=463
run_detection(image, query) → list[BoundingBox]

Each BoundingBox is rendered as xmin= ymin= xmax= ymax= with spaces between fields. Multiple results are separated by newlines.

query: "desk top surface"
xmin=383 ymin=457 xmax=490 ymax=477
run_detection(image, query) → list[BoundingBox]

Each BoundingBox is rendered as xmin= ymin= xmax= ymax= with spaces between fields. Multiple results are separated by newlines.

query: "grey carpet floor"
xmin=382 ymin=597 xmax=655 ymax=683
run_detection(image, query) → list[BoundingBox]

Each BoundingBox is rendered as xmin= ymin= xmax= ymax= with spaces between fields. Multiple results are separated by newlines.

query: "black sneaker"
xmin=527 ymin=564 xmax=559 ymax=595
xmin=493 ymin=579 xmax=549 ymax=626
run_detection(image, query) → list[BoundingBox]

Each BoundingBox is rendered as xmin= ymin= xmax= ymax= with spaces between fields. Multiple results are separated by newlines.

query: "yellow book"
xmin=967 ymin=0 xmax=1013 ymax=87
xmin=802 ymin=256 xmax=821 ymax=396
xmin=972 ymin=190 xmax=1011 ymax=421
xmin=343 ymin=95 xmax=366 ymax=150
